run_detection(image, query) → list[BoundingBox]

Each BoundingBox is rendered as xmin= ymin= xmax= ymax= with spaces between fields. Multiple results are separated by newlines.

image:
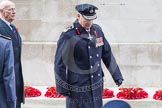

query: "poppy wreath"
xmin=153 ymin=90 xmax=162 ymax=100
xmin=102 ymin=88 xmax=114 ymax=98
xmin=24 ymin=86 xmax=42 ymax=98
xmin=44 ymin=86 xmax=65 ymax=98
xmin=117 ymin=87 xmax=148 ymax=99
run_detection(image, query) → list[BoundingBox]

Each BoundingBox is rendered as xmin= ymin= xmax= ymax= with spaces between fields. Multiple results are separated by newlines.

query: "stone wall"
xmin=13 ymin=0 xmax=162 ymax=42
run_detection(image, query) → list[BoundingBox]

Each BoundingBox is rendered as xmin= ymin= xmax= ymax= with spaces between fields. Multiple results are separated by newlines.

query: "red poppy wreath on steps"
xmin=44 ymin=86 xmax=65 ymax=98
xmin=153 ymin=90 xmax=162 ymax=100
xmin=117 ymin=87 xmax=148 ymax=99
xmin=24 ymin=86 xmax=42 ymax=98
xmin=102 ymin=88 xmax=114 ymax=98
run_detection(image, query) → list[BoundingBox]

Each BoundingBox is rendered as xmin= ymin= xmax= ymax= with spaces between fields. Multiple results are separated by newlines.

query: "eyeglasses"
xmin=4 ymin=8 xmax=16 ymax=12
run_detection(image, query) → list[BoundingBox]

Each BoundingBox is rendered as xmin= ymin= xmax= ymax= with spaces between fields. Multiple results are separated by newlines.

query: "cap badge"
xmin=89 ymin=9 xmax=94 ymax=13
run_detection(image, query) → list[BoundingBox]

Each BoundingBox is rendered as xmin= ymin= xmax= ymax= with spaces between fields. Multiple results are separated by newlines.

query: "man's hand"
xmin=115 ymin=79 xmax=123 ymax=87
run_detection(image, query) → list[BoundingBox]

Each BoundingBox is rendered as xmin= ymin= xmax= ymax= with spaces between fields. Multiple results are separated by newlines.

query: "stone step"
xmin=22 ymin=86 xmax=162 ymax=108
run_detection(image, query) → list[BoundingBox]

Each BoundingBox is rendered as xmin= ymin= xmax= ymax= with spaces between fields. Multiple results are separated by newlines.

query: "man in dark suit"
xmin=0 ymin=0 xmax=24 ymax=108
xmin=0 ymin=34 xmax=17 ymax=108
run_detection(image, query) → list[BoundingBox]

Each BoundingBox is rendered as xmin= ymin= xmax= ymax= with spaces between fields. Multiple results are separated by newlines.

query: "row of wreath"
xmin=24 ymin=86 xmax=162 ymax=100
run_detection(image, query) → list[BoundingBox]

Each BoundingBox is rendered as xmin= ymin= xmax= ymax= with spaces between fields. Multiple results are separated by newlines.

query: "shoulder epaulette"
xmin=0 ymin=34 xmax=11 ymax=40
xmin=63 ymin=25 xmax=74 ymax=32
xmin=93 ymin=24 xmax=102 ymax=31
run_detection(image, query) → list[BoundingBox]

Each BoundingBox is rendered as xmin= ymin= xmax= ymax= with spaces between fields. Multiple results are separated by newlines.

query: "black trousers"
xmin=16 ymin=102 xmax=21 ymax=108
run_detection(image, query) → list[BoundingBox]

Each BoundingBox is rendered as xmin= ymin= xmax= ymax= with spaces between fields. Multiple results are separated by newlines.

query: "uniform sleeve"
xmin=3 ymin=41 xmax=16 ymax=108
xmin=102 ymin=35 xmax=124 ymax=82
xmin=54 ymin=32 xmax=70 ymax=94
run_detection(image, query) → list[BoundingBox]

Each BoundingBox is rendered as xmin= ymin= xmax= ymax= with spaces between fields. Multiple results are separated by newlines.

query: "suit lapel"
xmin=0 ymin=19 xmax=21 ymax=46
xmin=16 ymin=30 xmax=21 ymax=46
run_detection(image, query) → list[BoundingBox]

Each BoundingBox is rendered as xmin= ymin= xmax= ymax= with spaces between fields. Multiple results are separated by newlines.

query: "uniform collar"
xmin=73 ymin=19 xmax=96 ymax=35
xmin=73 ymin=19 xmax=84 ymax=34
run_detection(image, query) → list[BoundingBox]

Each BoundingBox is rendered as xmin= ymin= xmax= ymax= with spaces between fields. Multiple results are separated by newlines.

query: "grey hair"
xmin=0 ymin=0 xmax=14 ymax=10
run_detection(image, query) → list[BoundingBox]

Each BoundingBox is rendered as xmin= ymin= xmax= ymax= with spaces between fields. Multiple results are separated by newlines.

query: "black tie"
xmin=10 ymin=24 xmax=18 ymax=41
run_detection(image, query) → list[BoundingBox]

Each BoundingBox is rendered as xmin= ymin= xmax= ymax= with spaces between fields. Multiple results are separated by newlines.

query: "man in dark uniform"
xmin=54 ymin=3 xmax=124 ymax=108
xmin=0 ymin=34 xmax=16 ymax=108
xmin=0 ymin=0 xmax=24 ymax=108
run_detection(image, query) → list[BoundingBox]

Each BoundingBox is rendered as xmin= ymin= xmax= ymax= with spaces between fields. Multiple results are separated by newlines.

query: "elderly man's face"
xmin=77 ymin=13 xmax=93 ymax=30
xmin=1 ymin=3 xmax=16 ymax=23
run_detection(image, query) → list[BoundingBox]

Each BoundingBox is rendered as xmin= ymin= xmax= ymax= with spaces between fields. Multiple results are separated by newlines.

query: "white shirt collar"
xmin=85 ymin=29 xmax=90 ymax=33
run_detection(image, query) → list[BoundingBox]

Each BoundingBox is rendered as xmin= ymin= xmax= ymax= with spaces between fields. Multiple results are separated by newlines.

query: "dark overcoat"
xmin=0 ymin=35 xmax=16 ymax=108
xmin=0 ymin=19 xmax=24 ymax=103
xmin=54 ymin=20 xmax=123 ymax=108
